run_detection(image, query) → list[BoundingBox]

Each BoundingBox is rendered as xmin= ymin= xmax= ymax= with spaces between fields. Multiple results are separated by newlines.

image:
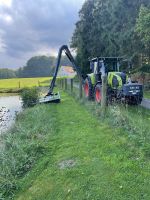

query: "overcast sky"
xmin=0 ymin=0 xmax=84 ymax=69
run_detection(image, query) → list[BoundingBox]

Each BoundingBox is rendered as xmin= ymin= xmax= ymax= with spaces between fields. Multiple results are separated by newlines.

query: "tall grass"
xmin=65 ymin=81 xmax=150 ymax=157
xmin=0 ymin=104 xmax=56 ymax=199
xmin=78 ymin=95 xmax=150 ymax=159
xmin=106 ymin=105 xmax=150 ymax=157
xmin=65 ymin=83 xmax=150 ymax=145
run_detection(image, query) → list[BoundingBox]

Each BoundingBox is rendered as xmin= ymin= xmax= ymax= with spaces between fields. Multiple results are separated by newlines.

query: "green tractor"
xmin=83 ymin=57 xmax=143 ymax=105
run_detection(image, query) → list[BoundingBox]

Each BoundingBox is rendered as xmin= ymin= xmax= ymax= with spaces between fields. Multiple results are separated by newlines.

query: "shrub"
xmin=21 ymin=87 xmax=39 ymax=108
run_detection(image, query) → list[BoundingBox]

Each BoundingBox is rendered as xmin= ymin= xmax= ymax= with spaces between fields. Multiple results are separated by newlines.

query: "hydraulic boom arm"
xmin=47 ymin=45 xmax=83 ymax=95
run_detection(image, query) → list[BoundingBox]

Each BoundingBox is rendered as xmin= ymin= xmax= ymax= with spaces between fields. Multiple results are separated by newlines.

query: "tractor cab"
xmin=90 ymin=57 xmax=122 ymax=74
xmin=89 ymin=57 xmax=127 ymax=88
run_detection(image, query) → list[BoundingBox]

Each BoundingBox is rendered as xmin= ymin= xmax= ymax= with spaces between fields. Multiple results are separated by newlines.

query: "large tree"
xmin=0 ymin=68 xmax=16 ymax=79
xmin=135 ymin=6 xmax=150 ymax=56
xmin=17 ymin=56 xmax=55 ymax=78
xmin=71 ymin=0 xmax=150 ymax=73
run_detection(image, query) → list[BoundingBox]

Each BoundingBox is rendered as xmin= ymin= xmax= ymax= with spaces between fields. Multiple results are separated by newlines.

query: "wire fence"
xmin=56 ymin=75 xmax=107 ymax=113
xmin=56 ymin=78 xmax=84 ymax=99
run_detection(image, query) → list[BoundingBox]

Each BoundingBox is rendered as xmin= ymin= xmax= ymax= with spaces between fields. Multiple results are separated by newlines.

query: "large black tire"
xmin=83 ymin=76 xmax=93 ymax=100
xmin=94 ymin=83 xmax=102 ymax=104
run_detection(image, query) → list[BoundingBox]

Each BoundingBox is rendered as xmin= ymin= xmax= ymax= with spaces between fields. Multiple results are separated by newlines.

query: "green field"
xmin=0 ymin=77 xmax=51 ymax=92
xmin=1 ymin=90 xmax=150 ymax=200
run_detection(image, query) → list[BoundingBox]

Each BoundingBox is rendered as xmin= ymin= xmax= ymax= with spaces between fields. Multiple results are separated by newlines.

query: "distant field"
xmin=0 ymin=77 xmax=51 ymax=90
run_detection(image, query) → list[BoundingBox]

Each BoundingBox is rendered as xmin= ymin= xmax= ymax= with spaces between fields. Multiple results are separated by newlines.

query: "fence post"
xmin=60 ymin=79 xmax=62 ymax=88
xmin=58 ymin=79 xmax=61 ymax=87
xmin=59 ymin=79 xmax=61 ymax=87
xmin=62 ymin=79 xmax=64 ymax=90
xmin=56 ymin=79 xmax=59 ymax=87
xmin=101 ymin=75 xmax=107 ymax=114
xmin=71 ymin=79 xmax=73 ymax=93
xmin=65 ymin=79 xmax=67 ymax=90
xmin=18 ymin=81 xmax=20 ymax=88
xmin=79 ymin=78 xmax=83 ymax=98
xmin=60 ymin=79 xmax=63 ymax=89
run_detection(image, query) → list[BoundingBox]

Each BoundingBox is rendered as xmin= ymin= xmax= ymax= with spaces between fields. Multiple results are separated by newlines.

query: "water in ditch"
xmin=0 ymin=94 xmax=22 ymax=134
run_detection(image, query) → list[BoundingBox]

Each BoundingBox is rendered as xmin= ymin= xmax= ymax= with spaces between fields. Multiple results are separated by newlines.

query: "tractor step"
xmin=39 ymin=92 xmax=61 ymax=103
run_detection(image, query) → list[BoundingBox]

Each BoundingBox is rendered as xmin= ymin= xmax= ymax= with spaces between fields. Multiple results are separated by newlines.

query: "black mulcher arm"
xmin=47 ymin=45 xmax=84 ymax=96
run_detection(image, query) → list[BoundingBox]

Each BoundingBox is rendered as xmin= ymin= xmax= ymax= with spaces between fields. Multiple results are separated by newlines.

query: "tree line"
xmin=71 ymin=0 xmax=150 ymax=74
xmin=0 ymin=55 xmax=71 ymax=79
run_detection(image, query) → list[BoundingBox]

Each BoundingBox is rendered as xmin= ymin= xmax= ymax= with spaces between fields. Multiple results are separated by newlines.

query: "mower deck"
xmin=39 ymin=92 xmax=60 ymax=103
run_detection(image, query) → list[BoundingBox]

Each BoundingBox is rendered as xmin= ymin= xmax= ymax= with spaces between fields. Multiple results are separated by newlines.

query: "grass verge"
xmin=1 ymin=91 xmax=150 ymax=199
xmin=144 ymin=91 xmax=150 ymax=99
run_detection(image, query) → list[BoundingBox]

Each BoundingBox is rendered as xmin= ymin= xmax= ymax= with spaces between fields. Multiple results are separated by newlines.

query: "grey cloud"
xmin=0 ymin=0 xmax=84 ymax=68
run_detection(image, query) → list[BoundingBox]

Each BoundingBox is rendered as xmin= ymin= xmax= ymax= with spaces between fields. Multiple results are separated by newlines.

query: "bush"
xmin=21 ymin=87 xmax=39 ymax=108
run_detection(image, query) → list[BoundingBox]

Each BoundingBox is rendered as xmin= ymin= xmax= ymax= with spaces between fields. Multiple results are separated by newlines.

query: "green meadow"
xmin=0 ymin=77 xmax=51 ymax=92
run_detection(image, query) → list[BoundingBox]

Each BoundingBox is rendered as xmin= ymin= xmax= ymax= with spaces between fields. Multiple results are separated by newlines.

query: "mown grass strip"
xmin=11 ymin=91 xmax=150 ymax=200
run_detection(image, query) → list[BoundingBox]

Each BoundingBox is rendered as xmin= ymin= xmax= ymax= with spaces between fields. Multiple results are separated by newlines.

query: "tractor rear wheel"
xmin=94 ymin=83 xmax=102 ymax=103
xmin=83 ymin=76 xmax=93 ymax=100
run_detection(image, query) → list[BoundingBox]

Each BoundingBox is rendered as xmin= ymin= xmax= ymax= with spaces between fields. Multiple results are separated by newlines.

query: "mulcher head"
xmin=39 ymin=92 xmax=61 ymax=103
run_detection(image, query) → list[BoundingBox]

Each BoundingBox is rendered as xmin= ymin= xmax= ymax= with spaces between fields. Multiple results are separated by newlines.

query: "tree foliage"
xmin=17 ymin=55 xmax=73 ymax=78
xmin=17 ymin=56 xmax=55 ymax=78
xmin=135 ymin=6 xmax=150 ymax=53
xmin=0 ymin=68 xmax=16 ymax=79
xmin=71 ymin=0 xmax=150 ymax=73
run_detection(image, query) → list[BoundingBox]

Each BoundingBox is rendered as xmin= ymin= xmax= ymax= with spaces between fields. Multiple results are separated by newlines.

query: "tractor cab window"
xmin=94 ymin=62 xmax=98 ymax=74
xmin=94 ymin=61 xmax=102 ymax=74
xmin=90 ymin=60 xmax=101 ymax=74
xmin=107 ymin=62 xmax=118 ymax=72
xmin=90 ymin=61 xmax=99 ymax=74
xmin=90 ymin=61 xmax=94 ymax=72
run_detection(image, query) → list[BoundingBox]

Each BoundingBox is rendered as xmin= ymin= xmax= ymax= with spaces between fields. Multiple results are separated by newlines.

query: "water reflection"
xmin=0 ymin=94 xmax=22 ymax=134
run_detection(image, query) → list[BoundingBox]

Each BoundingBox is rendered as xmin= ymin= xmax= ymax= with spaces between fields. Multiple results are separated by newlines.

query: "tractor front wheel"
xmin=94 ymin=83 xmax=102 ymax=103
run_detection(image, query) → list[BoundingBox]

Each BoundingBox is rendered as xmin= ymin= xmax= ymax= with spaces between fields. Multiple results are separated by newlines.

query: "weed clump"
xmin=21 ymin=87 xmax=39 ymax=108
